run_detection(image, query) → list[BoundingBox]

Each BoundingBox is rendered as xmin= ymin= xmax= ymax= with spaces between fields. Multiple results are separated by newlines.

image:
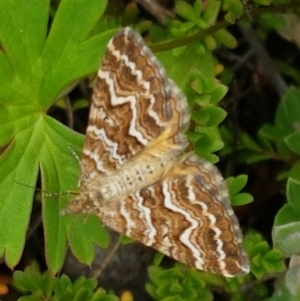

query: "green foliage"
xmin=0 ymin=0 xmax=255 ymax=276
xmin=244 ymin=231 xmax=285 ymax=279
xmin=223 ymin=0 xmax=244 ymax=23
xmin=263 ymin=256 xmax=300 ymax=301
xmin=259 ymin=87 xmax=300 ymax=160
xmin=0 ymin=0 xmax=114 ymax=272
xmin=172 ymin=0 xmax=237 ymax=48
xmin=273 ymin=175 xmax=300 ymax=256
xmin=284 ymin=257 xmax=300 ymax=301
xmin=2 ymin=0 xmax=300 ymax=300
xmin=145 ymin=262 xmax=257 ymax=301
xmin=146 ymin=265 xmax=213 ymax=301
xmin=67 ymin=215 xmax=110 ymax=263
xmin=228 ymin=87 xmax=300 ymax=262
xmin=13 ymin=266 xmax=118 ymax=301
xmin=184 ymin=68 xmax=229 ymax=163
xmin=219 ymin=69 xmax=300 ymax=299
xmin=221 ymin=87 xmax=300 ymax=165
xmin=227 ymin=175 xmax=253 ymax=205
xmin=199 ymin=271 xmax=251 ymax=301
xmin=259 ymin=13 xmax=287 ymax=31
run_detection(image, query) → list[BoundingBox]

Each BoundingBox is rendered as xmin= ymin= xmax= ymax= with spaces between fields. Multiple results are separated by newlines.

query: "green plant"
xmin=13 ymin=266 xmax=118 ymax=301
xmin=1 ymin=0 xmax=300 ymax=300
xmin=0 ymin=0 xmax=113 ymax=272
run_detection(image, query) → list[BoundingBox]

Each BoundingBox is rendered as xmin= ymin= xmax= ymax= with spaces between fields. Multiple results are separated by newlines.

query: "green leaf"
xmin=250 ymin=241 xmax=269 ymax=257
xmin=287 ymin=178 xmax=300 ymax=212
xmin=285 ymin=261 xmax=300 ymax=298
xmin=273 ymin=174 xmax=300 ymax=258
xmin=213 ymin=29 xmax=238 ymax=49
xmin=190 ymin=77 xmax=204 ymax=94
xmin=181 ymin=21 xmax=197 ymax=32
xmin=175 ymin=1 xmax=196 ymax=21
xmin=72 ymin=98 xmax=90 ymax=111
xmin=0 ymin=0 xmax=114 ymax=271
xmin=204 ymin=35 xmax=217 ymax=50
xmin=68 ymin=215 xmax=110 ymax=265
xmin=262 ymin=250 xmax=285 ymax=273
xmin=54 ymin=274 xmax=72 ymax=297
xmin=152 ymin=251 xmax=165 ymax=266
xmin=202 ymin=0 xmax=221 ymax=25
xmin=240 ymin=132 xmax=261 ymax=151
xmin=40 ymin=117 xmax=83 ymax=272
xmin=225 ymin=0 xmax=244 ymax=18
xmin=158 ymin=47 xmax=206 ymax=91
xmin=42 ymin=271 xmax=54 ymax=298
xmin=123 ymin=2 xmax=139 ymax=25
xmin=203 ymin=78 xmax=217 ymax=93
xmin=290 ymin=161 xmax=300 ymax=182
xmin=170 ymin=281 xmax=183 ymax=293
xmin=120 ymin=235 xmax=135 ymax=245
xmin=239 ymin=151 xmax=272 ymax=164
xmin=193 ymin=0 xmax=202 ymax=17
xmin=263 ymin=249 xmax=283 ymax=261
xmin=194 ymin=134 xmax=223 ymax=155
xmin=180 ymin=284 xmax=198 ymax=300
xmin=0 ymin=0 xmax=48 ymax=80
xmin=159 ymin=268 xmax=183 ymax=280
xmin=285 ymin=132 xmax=300 ymax=155
xmin=224 ymin=12 xmax=237 ymax=24
xmin=48 ymin=274 xmax=105 ymax=301
xmin=145 ymin=282 xmax=158 ymax=300
xmin=273 ymin=204 xmax=300 ymax=256
xmin=191 ymin=109 xmax=210 ymax=124
xmin=14 ymin=267 xmax=43 ymax=293
xmin=203 ymin=106 xmax=227 ymax=126
xmin=260 ymin=12 xmax=285 ymax=29
xmin=275 ymin=87 xmax=300 ymax=133
xmin=91 ymin=288 xmax=107 ymax=301
xmin=231 ymin=193 xmax=253 ymax=206
xmin=75 ymin=277 xmax=97 ymax=291
xmin=227 ymin=175 xmax=248 ymax=195
xmin=210 ymin=84 xmax=228 ymax=103
xmin=186 ymin=131 xmax=203 ymax=143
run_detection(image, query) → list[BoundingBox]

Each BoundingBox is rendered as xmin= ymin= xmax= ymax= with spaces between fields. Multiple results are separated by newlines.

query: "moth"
xmin=65 ymin=27 xmax=249 ymax=277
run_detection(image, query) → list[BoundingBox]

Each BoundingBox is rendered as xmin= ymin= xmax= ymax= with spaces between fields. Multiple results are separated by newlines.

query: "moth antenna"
xmin=68 ymin=146 xmax=81 ymax=164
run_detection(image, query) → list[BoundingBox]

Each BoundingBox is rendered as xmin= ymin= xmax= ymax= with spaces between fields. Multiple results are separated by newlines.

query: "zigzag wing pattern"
xmin=96 ymin=153 xmax=249 ymax=276
xmin=65 ymin=27 xmax=249 ymax=277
